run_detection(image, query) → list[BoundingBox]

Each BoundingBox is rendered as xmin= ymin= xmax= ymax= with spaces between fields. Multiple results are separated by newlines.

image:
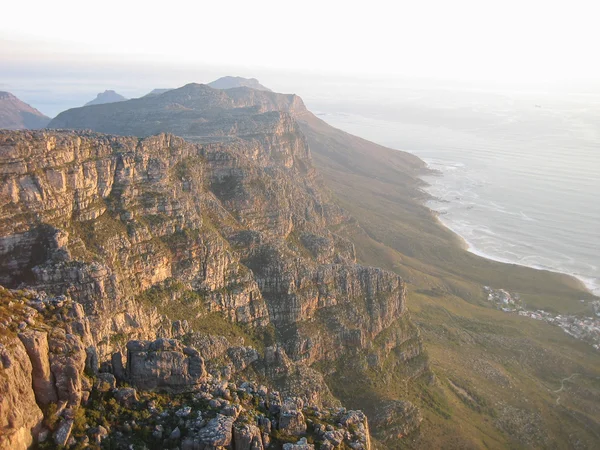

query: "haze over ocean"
xmin=311 ymin=86 xmax=600 ymax=296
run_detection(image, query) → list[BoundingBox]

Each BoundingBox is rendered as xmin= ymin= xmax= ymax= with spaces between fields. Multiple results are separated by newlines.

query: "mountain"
xmin=2 ymin=86 xmax=427 ymax=447
xmin=84 ymin=89 xmax=127 ymax=106
xmin=9 ymin=80 xmax=600 ymax=449
xmin=209 ymin=76 xmax=272 ymax=91
xmin=142 ymin=88 xmax=173 ymax=97
xmin=50 ymin=83 xmax=308 ymax=138
xmin=0 ymin=91 xmax=50 ymax=129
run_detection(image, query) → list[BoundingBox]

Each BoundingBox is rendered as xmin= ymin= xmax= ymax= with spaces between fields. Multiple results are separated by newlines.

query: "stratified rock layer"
xmin=0 ymin=87 xmax=428 ymax=447
xmin=0 ymin=129 xmax=423 ymax=374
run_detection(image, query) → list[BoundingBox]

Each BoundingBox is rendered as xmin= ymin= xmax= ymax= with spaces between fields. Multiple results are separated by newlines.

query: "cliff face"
xmin=1 ymin=84 xmax=428 ymax=447
xmin=0 ymin=288 xmax=94 ymax=448
xmin=0 ymin=126 xmax=421 ymax=370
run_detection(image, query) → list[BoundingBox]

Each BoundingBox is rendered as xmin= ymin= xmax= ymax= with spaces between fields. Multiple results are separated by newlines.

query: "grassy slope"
xmin=298 ymin=112 xmax=600 ymax=448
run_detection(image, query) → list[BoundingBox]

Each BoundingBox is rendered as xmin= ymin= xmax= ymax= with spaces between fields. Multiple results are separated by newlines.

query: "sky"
xmin=2 ymin=0 xmax=599 ymax=84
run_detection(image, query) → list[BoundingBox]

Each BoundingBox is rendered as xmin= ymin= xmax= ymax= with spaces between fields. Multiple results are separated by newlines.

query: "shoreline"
xmin=428 ymin=205 xmax=599 ymax=298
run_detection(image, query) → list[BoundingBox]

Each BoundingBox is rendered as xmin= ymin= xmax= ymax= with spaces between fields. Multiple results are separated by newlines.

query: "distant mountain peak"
xmin=208 ymin=76 xmax=272 ymax=92
xmin=142 ymin=88 xmax=173 ymax=98
xmin=0 ymin=91 xmax=16 ymax=100
xmin=85 ymin=90 xmax=127 ymax=106
xmin=0 ymin=91 xmax=50 ymax=130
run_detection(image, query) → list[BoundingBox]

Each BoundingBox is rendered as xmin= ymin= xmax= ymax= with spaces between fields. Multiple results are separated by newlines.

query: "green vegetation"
xmin=135 ymin=280 xmax=274 ymax=352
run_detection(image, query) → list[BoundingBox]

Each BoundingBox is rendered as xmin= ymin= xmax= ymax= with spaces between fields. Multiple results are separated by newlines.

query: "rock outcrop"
xmin=126 ymin=338 xmax=207 ymax=392
xmin=0 ymin=288 xmax=93 ymax=449
xmin=0 ymin=128 xmax=424 ymax=375
xmin=0 ymin=339 xmax=44 ymax=449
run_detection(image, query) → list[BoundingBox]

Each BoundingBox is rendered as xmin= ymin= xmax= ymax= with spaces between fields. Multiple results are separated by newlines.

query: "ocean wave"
xmin=435 ymin=213 xmax=600 ymax=296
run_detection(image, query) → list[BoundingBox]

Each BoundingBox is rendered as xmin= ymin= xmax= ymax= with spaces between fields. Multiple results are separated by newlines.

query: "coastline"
xmin=426 ymin=195 xmax=599 ymax=298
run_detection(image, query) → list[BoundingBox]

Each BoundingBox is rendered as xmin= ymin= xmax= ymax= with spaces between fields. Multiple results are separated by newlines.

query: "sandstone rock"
xmin=126 ymin=338 xmax=207 ymax=392
xmin=48 ymin=329 xmax=88 ymax=406
xmin=323 ymin=429 xmax=344 ymax=446
xmin=0 ymin=340 xmax=43 ymax=450
xmin=260 ymin=346 xmax=337 ymax=407
xmin=283 ymin=437 xmax=314 ymax=450
xmin=95 ymin=372 xmax=116 ymax=392
xmin=339 ymin=410 xmax=371 ymax=449
xmin=233 ymin=423 xmax=264 ymax=450
xmin=279 ymin=398 xmax=307 ymax=435
xmin=88 ymin=425 xmax=109 ymax=444
xmin=114 ymin=387 xmax=138 ymax=407
xmin=38 ymin=429 xmax=49 ymax=443
xmin=53 ymin=418 xmax=74 ymax=446
xmin=85 ymin=345 xmax=99 ymax=375
xmin=170 ymin=426 xmax=182 ymax=440
xmin=227 ymin=345 xmax=259 ymax=372
xmin=17 ymin=329 xmax=57 ymax=405
xmin=195 ymin=413 xmax=235 ymax=447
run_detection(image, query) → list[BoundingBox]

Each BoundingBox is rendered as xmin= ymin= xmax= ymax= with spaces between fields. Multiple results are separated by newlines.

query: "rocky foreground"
xmin=0 ymin=288 xmax=381 ymax=449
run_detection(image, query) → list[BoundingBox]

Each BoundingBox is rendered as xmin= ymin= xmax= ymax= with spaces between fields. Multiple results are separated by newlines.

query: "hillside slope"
xmin=0 ymin=91 xmax=51 ymax=130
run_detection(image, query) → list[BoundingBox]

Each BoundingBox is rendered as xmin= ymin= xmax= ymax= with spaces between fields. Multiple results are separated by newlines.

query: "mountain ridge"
xmin=0 ymin=91 xmax=51 ymax=130
xmin=4 ymin=77 xmax=600 ymax=449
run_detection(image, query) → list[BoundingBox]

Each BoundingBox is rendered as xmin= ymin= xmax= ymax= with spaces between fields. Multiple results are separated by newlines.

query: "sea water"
xmin=308 ymin=86 xmax=600 ymax=296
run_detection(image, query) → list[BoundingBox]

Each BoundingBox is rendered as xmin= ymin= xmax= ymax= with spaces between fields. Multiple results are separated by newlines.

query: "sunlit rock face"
xmin=0 ymin=126 xmax=421 ymax=370
xmin=0 ymin=86 xmax=428 ymax=447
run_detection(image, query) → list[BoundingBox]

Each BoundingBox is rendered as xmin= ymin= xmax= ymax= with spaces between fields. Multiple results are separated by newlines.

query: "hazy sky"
xmin=2 ymin=0 xmax=599 ymax=84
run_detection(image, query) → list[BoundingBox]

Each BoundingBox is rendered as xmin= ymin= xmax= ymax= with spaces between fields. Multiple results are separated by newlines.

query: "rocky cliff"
xmin=2 ymin=83 xmax=428 ymax=447
xmin=0 ymin=288 xmax=372 ymax=449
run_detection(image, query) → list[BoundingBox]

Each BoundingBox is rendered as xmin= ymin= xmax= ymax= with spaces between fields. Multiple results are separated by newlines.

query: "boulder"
xmin=233 ymin=423 xmax=264 ymax=450
xmin=126 ymin=338 xmax=206 ymax=392
xmin=17 ymin=330 xmax=57 ymax=405
xmin=283 ymin=437 xmax=315 ymax=450
xmin=114 ymin=387 xmax=138 ymax=407
xmin=279 ymin=398 xmax=307 ymax=435
xmin=53 ymin=418 xmax=74 ymax=446
xmin=95 ymin=372 xmax=116 ymax=392
xmin=195 ymin=414 xmax=235 ymax=447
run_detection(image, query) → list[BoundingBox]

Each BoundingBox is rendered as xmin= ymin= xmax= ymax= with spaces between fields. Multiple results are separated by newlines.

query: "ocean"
xmin=307 ymin=86 xmax=600 ymax=296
